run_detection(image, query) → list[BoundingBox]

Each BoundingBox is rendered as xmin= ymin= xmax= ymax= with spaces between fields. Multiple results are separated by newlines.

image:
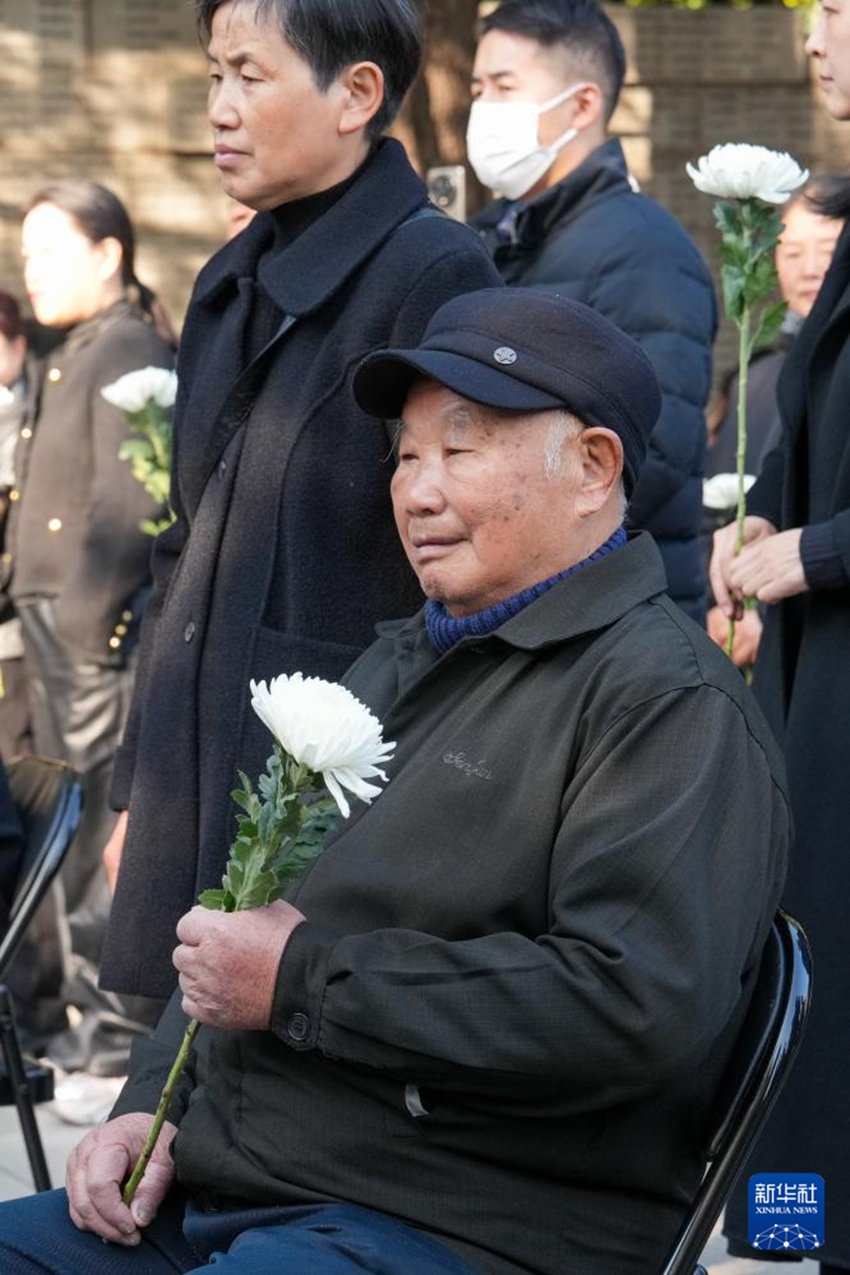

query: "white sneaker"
xmin=50 ymin=1071 xmax=127 ymax=1126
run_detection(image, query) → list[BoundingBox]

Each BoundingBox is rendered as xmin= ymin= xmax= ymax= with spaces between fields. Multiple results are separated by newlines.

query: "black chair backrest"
xmin=0 ymin=756 xmax=83 ymax=979
xmin=661 ymin=911 xmax=813 ymax=1275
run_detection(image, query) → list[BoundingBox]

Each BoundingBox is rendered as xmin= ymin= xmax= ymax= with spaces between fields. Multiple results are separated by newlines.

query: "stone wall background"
xmin=0 ymin=0 xmax=223 ymax=335
xmin=0 ymin=2 xmax=846 ymax=374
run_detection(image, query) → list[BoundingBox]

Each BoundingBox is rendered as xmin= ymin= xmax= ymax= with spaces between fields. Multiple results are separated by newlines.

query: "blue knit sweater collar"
xmin=424 ymin=525 xmax=627 ymax=655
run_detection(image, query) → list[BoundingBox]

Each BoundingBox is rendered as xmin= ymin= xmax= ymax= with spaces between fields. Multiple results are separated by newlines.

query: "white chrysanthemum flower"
xmin=703 ymin=471 xmax=756 ymax=511
xmin=686 ymin=144 xmax=808 ymax=205
xmin=250 ymin=673 xmax=395 ymax=818
xmin=101 ymin=366 xmax=178 ymax=412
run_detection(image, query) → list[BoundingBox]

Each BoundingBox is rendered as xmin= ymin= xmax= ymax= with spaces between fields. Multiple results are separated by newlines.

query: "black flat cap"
xmin=353 ymin=288 xmax=661 ymax=495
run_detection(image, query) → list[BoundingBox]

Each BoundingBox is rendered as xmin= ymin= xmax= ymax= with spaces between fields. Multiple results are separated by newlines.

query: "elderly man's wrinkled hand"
xmin=726 ymin=527 xmax=807 ymax=604
xmin=709 ymin=515 xmax=776 ymax=617
xmin=66 ymin=1112 xmax=177 ymax=1243
xmin=173 ymin=899 xmax=306 ymax=1030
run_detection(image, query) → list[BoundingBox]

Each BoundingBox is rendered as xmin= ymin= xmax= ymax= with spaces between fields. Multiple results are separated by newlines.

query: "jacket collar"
xmin=799 ymin=219 xmax=850 ymax=355
xmin=193 ymin=138 xmax=428 ymax=316
xmin=59 ymin=298 xmax=135 ymax=358
xmin=379 ymin=532 xmax=668 ymax=653
xmin=476 ymin=138 xmax=630 ymax=249
xmin=778 ymin=220 xmax=850 ymax=438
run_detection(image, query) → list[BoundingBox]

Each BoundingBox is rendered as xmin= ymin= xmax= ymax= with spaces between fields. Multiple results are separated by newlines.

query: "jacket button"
xmin=47 ymin=367 xmax=62 ymax=383
xmin=8 ymin=489 xmax=19 ymax=502
xmin=20 ymin=426 xmax=32 ymax=439
xmin=109 ymin=636 xmax=121 ymax=650
xmin=47 ymin=517 xmax=62 ymax=532
xmin=184 ymin=621 xmax=196 ymax=642
xmin=287 ymin=1012 xmax=310 ymax=1042
xmin=218 ymin=459 xmax=227 ymax=478
xmin=121 ymin=609 xmax=133 ymax=622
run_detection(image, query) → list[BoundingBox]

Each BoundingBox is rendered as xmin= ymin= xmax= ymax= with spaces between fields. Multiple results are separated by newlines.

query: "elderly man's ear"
xmin=574 ymin=427 xmax=625 ymax=517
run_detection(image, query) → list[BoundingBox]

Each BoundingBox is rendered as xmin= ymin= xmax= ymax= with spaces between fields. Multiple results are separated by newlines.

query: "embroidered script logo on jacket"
xmin=442 ymin=751 xmax=492 ymax=780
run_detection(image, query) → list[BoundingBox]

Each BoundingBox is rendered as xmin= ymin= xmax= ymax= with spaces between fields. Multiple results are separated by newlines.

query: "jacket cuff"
xmin=270 ymin=920 xmax=339 ymax=1052
xmin=745 ymin=447 xmax=783 ymax=529
xmin=800 ymin=520 xmax=850 ymax=590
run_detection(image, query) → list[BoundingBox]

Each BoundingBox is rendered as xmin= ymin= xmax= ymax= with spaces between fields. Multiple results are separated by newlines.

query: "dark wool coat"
xmin=470 ymin=139 xmax=717 ymax=622
xmin=114 ymin=534 xmax=788 ymax=1275
xmin=101 ymin=139 xmax=501 ymax=998
xmin=8 ymin=302 xmax=174 ymax=661
xmin=725 ymin=222 xmax=850 ymax=1264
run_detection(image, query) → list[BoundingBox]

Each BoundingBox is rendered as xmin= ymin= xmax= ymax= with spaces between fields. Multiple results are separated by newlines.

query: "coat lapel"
xmin=176 ymin=139 xmax=428 ymax=515
xmin=788 ymin=222 xmax=850 ymax=436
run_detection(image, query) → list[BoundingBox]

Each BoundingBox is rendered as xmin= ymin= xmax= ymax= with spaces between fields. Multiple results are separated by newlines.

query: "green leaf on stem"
xmin=752 ymin=299 xmax=789 ymax=352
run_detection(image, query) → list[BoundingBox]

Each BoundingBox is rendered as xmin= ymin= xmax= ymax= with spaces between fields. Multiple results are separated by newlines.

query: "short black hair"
xmin=195 ymin=0 xmax=421 ymax=139
xmin=479 ymin=0 xmax=626 ymax=123
xmin=801 ymin=171 xmax=850 ymax=222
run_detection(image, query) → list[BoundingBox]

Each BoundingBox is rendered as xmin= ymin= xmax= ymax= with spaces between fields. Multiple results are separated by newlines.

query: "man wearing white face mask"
xmin=468 ymin=0 xmax=717 ymax=623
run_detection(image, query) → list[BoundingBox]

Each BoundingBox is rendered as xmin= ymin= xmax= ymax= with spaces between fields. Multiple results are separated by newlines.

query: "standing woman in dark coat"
xmin=711 ymin=7 xmax=850 ymax=1269
xmin=6 ymin=181 xmax=175 ymax=1096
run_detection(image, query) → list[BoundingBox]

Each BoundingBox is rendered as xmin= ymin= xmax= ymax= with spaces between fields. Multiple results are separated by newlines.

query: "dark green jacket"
xmin=8 ymin=301 xmax=173 ymax=662
xmin=115 ymin=533 xmax=788 ymax=1275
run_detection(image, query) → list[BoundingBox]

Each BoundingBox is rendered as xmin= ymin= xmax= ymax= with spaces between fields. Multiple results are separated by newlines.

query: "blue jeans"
xmin=0 ymin=1190 xmax=480 ymax=1273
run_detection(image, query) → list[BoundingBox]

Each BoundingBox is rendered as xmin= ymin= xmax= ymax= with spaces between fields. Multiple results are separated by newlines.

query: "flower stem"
xmin=122 ymin=1017 xmax=200 ymax=1207
xmin=727 ymin=304 xmax=751 ymax=659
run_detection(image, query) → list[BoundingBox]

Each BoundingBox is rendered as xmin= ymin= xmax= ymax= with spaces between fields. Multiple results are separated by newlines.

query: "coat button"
xmin=47 ymin=517 xmax=62 ymax=532
xmin=287 ymin=1012 xmax=310 ymax=1042
xmin=8 ymin=488 xmax=19 ymax=502
xmin=47 ymin=367 xmax=62 ymax=383
xmin=109 ymin=636 xmax=121 ymax=650
xmin=20 ymin=426 xmax=32 ymax=439
xmin=121 ymin=609 xmax=133 ymax=622
xmin=218 ymin=459 xmax=227 ymax=479
xmin=184 ymin=621 xmax=196 ymax=643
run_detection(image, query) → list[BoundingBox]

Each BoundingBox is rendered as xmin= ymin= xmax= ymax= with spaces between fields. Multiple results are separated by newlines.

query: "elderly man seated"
xmin=0 ymin=290 xmax=788 ymax=1274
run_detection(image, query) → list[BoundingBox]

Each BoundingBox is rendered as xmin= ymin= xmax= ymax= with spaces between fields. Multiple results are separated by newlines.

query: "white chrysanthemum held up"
xmin=250 ymin=673 xmax=395 ymax=818
xmin=125 ymin=668 xmax=393 ymax=1209
xmin=686 ymin=144 xmax=808 ymax=205
xmin=101 ymin=365 xmax=178 ymax=412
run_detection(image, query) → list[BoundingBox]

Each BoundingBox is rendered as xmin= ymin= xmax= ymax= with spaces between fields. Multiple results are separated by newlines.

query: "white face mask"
xmin=466 ymin=84 xmax=583 ymax=201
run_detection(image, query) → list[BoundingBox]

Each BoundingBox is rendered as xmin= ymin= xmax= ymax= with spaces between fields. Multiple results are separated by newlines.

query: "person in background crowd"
xmin=4 ymin=180 xmax=176 ymax=1119
xmin=705 ymin=175 xmax=846 ymax=667
xmin=713 ymin=5 xmax=850 ymax=1270
xmin=0 ymin=291 xmax=33 ymax=761
xmin=0 ymin=287 xmax=788 ymax=1275
xmin=467 ymin=0 xmax=717 ymax=622
xmin=96 ymin=0 xmax=500 ymax=1009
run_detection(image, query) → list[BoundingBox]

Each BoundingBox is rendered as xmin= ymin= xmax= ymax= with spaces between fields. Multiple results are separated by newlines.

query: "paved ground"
xmin=0 ymin=1104 xmax=820 ymax=1272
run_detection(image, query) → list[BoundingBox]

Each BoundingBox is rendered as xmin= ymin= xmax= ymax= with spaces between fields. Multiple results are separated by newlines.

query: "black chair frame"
xmin=0 ymin=756 xmax=83 ymax=1191
xmin=662 ymin=909 xmax=813 ymax=1275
